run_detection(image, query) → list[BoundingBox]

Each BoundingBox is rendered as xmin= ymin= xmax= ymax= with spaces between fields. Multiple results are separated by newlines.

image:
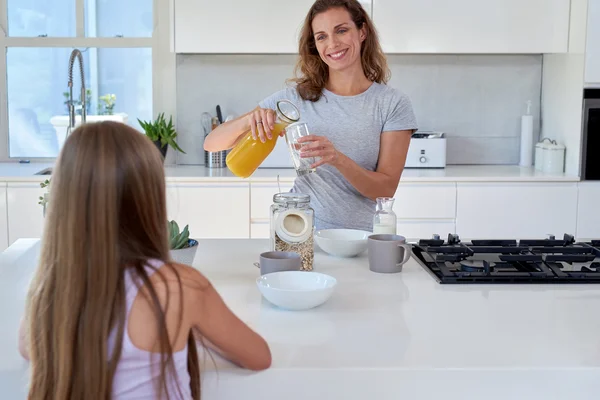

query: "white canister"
xmin=541 ymin=140 xmax=566 ymax=174
xmin=534 ymin=138 xmax=551 ymax=171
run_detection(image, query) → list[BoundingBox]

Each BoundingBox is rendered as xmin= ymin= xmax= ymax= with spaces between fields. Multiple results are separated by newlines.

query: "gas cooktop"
xmin=411 ymin=233 xmax=600 ymax=284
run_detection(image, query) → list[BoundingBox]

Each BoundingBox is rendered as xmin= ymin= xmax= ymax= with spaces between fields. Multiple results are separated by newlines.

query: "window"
xmin=0 ymin=0 xmax=173 ymax=161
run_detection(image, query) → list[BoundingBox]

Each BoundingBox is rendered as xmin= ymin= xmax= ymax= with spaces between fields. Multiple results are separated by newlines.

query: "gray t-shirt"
xmin=259 ymin=82 xmax=418 ymax=232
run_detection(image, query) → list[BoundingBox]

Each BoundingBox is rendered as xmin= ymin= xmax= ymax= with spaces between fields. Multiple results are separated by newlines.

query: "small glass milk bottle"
xmin=373 ymin=197 xmax=397 ymax=235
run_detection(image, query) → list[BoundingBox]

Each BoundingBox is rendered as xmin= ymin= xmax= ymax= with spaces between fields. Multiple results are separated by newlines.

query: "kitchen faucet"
xmin=67 ymin=49 xmax=86 ymax=131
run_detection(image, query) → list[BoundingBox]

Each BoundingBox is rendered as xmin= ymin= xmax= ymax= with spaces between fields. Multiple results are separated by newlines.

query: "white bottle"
xmin=519 ymin=100 xmax=534 ymax=167
xmin=373 ymin=197 xmax=397 ymax=235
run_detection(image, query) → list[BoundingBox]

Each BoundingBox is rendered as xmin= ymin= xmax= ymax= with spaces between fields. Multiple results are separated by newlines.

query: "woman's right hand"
xmin=247 ymin=107 xmax=277 ymax=142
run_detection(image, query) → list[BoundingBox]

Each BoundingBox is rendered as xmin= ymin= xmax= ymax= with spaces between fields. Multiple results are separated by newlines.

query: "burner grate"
xmin=412 ymin=233 xmax=600 ymax=284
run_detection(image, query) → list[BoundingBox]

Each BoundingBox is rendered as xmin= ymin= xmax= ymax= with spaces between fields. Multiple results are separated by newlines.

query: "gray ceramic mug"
xmin=367 ymin=234 xmax=412 ymax=273
xmin=254 ymin=251 xmax=302 ymax=275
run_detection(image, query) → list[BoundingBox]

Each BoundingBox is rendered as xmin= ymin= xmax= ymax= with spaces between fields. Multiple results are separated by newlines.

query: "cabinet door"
xmin=576 ymin=183 xmax=600 ymax=240
xmin=374 ymin=0 xmax=569 ymax=53
xmin=166 ymin=182 xmax=250 ymax=239
xmin=394 ymin=183 xmax=456 ymax=219
xmin=586 ymin=0 xmax=600 ymax=83
xmin=6 ymin=183 xmax=46 ymax=247
xmin=173 ymin=0 xmax=314 ymax=53
xmin=0 ymin=184 xmax=8 ymax=252
xmin=456 ymin=183 xmax=578 ymax=240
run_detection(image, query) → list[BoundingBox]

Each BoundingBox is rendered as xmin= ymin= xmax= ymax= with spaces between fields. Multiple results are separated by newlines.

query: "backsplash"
xmin=175 ymin=54 xmax=542 ymax=165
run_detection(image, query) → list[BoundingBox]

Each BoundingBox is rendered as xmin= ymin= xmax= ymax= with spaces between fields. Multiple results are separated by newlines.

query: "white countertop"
xmin=2 ymin=238 xmax=599 ymax=399
xmin=0 ymin=162 xmax=581 ymax=183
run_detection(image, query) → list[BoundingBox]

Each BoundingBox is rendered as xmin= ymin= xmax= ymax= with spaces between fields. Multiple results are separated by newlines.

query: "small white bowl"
xmin=314 ymin=228 xmax=370 ymax=257
xmin=256 ymin=271 xmax=337 ymax=311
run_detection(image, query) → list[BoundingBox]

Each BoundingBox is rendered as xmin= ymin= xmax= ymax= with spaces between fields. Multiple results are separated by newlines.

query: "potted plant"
xmin=138 ymin=113 xmax=186 ymax=159
xmin=98 ymin=93 xmax=117 ymax=115
xmin=168 ymin=220 xmax=198 ymax=265
xmin=38 ymin=179 xmax=51 ymax=217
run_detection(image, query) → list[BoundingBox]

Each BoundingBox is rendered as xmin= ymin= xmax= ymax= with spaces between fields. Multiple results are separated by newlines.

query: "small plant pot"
xmin=153 ymin=140 xmax=168 ymax=159
xmin=169 ymin=239 xmax=199 ymax=265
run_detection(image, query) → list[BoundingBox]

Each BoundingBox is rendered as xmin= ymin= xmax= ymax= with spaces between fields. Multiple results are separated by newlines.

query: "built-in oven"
xmin=582 ymin=89 xmax=600 ymax=180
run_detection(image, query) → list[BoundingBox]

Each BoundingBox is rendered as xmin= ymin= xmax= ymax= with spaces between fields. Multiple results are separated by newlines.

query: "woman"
xmin=204 ymin=0 xmax=418 ymax=231
xmin=19 ymin=121 xmax=271 ymax=399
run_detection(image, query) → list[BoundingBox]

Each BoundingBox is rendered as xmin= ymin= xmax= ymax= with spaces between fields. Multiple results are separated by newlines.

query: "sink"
xmin=35 ymin=168 xmax=52 ymax=175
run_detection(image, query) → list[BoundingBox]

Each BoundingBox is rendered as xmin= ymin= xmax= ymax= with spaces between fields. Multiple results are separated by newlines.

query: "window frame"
xmin=0 ymin=0 xmax=176 ymax=163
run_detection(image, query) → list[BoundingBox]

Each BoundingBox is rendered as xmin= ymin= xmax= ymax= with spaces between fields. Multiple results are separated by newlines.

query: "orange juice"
xmin=226 ymin=122 xmax=288 ymax=178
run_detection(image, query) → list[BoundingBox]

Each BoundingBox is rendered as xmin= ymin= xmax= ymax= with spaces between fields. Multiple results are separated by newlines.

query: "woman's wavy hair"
xmin=289 ymin=0 xmax=390 ymax=102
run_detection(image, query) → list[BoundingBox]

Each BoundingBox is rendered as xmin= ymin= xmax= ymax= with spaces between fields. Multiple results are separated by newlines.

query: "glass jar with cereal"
xmin=270 ymin=192 xmax=314 ymax=271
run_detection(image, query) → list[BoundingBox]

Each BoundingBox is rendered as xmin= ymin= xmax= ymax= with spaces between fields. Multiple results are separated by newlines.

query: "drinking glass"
xmin=285 ymin=122 xmax=317 ymax=176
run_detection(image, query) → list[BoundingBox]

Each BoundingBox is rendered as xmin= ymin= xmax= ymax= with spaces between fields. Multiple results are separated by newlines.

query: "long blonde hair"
xmin=290 ymin=0 xmax=390 ymax=102
xmin=25 ymin=121 xmax=200 ymax=399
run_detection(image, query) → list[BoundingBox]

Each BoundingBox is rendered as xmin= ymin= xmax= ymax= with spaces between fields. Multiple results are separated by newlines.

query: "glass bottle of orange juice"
xmin=226 ymin=100 xmax=300 ymax=178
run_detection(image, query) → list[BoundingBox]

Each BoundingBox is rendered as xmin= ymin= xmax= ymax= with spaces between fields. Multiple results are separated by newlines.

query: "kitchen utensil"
xmin=373 ymin=197 xmax=397 ymax=234
xmin=226 ymin=100 xmax=300 ymax=178
xmin=253 ymin=251 xmax=302 ymax=275
xmin=201 ymin=112 xmax=227 ymax=168
xmin=256 ymin=271 xmax=337 ymax=311
xmin=367 ymin=234 xmax=412 ymax=274
xmin=216 ymin=105 xmax=223 ymax=124
xmin=200 ymin=112 xmax=212 ymax=137
xmin=314 ymin=229 xmax=370 ymax=258
xmin=284 ymin=122 xmax=317 ymax=176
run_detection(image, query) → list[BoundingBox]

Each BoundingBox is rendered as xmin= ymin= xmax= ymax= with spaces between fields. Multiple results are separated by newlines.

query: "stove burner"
xmin=413 ymin=233 xmax=600 ymax=284
xmin=460 ymin=260 xmax=489 ymax=273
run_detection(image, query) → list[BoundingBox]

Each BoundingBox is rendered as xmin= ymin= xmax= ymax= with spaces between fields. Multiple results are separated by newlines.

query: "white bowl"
xmin=256 ymin=271 xmax=337 ymax=311
xmin=314 ymin=229 xmax=371 ymax=257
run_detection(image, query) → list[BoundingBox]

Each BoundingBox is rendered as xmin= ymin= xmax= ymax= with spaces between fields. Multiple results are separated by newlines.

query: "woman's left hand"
xmin=297 ymin=135 xmax=341 ymax=168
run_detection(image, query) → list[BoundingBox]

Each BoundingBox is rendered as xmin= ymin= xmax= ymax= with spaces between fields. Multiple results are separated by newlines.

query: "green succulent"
xmin=168 ymin=220 xmax=190 ymax=250
xmin=138 ymin=113 xmax=186 ymax=154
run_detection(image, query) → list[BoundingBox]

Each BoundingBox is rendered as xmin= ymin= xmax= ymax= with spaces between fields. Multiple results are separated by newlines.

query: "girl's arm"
xmin=181 ymin=266 xmax=271 ymax=371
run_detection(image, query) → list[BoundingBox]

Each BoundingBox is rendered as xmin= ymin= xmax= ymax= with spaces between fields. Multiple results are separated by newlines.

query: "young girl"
xmin=18 ymin=121 xmax=271 ymax=399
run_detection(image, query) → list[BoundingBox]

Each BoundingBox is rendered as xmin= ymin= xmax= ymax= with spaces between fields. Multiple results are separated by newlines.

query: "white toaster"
xmin=404 ymin=131 xmax=447 ymax=169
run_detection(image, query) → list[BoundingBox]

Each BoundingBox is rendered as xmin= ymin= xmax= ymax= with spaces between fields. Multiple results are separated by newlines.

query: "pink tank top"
xmin=108 ymin=259 xmax=192 ymax=399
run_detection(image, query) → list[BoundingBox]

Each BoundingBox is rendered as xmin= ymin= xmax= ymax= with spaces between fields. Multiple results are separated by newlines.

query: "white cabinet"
xmin=394 ymin=183 xmax=455 ymax=219
xmin=585 ymin=0 xmax=600 ymax=83
xmin=172 ymin=0 xmax=373 ymax=53
xmin=6 ymin=183 xmax=46 ymax=247
xmin=393 ymin=183 xmax=456 ymax=240
xmin=173 ymin=0 xmax=313 ymax=53
xmin=0 ymin=184 xmax=7 ymax=252
xmin=374 ymin=0 xmax=570 ymax=54
xmin=456 ymin=183 xmax=578 ymax=240
xmin=576 ymin=182 xmax=600 ymax=240
xmin=249 ymin=182 xmax=294 ymax=238
xmin=166 ymin=182 xmax=250 ymax=239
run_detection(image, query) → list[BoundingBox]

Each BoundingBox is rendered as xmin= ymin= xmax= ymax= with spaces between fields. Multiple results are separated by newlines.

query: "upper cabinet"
xmin=172 ymin=0 xmax=568 ymax=54
xmin=373 ymin=0 xmax=570 ymax=54
xmin=586 ymin=0 xmax=600 ymax=83
xmin=171 ymin=0 xmax=371 ymax=53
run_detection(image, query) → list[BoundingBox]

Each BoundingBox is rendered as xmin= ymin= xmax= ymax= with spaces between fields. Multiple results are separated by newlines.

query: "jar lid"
xmin=276 ymin=100 xmax=300 ymax=124
xmin=273 ymin=192 xmax=310 ymax=204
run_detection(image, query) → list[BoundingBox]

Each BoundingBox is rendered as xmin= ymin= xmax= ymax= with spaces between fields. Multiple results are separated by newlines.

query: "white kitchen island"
xmin=2 ymin=238 xmax=600 ymax=400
